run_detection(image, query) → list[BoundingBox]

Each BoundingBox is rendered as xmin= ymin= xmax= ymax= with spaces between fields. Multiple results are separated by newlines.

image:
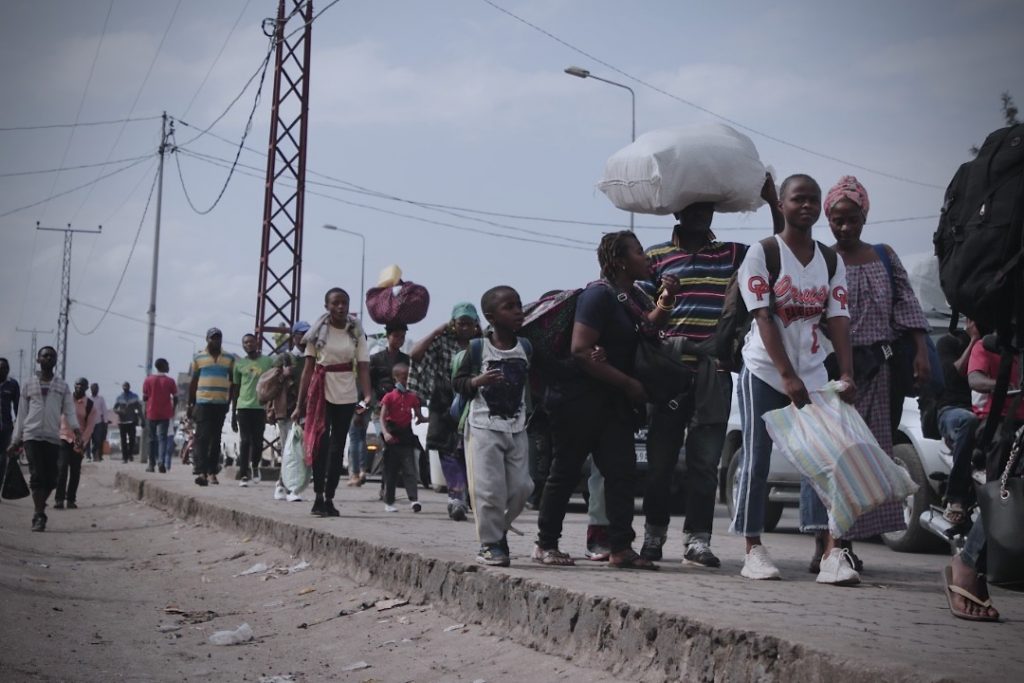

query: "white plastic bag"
xmin=598 ymin=123 xmax=768 ymax=215
xmin=762 ymin=383 xmax=918 ymax=537
xmin=281 ymin=424 xmax=310 ymax=494
xmin=208 ymin=623 xmax=254 ymax=645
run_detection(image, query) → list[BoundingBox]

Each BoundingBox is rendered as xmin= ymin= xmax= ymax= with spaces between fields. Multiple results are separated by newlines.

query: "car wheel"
xmin=725 ymin=444 xmax=783 ymax=532
xmin=881 ymin=443 xmax=946 ymax=553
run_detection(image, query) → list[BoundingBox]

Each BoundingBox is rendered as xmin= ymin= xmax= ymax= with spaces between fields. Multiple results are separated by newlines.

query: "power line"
xmin=481 ymin=0 xmax=945 ymax=190
xmin=70 ymin=299 xmax=225 ymax=341
xmin=0 ymin=155 xmax=153 ymax=219
xmin=0 ymin=153 xmax=155 ymax=178
xmin=282 ymin=0 xmax=344 ymax=42
xmin=71 ymin=168 xmax=160 ymax=336
xmin=70 ymin=0 xmax=182 ymax=221
xmin=0 ymin=115 xmax=162 ymax=132
xmin=171 ymin=40 xmax=273 ymax=215
xmin=181 ymin=0 xmax=253 ymax=119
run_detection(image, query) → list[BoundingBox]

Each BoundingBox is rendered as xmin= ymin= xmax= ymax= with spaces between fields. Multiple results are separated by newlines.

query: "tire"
xmin=725 ymin=443 xmax=784 ymax=532
xmin=881 ymin=443 xmax=946 ymax=553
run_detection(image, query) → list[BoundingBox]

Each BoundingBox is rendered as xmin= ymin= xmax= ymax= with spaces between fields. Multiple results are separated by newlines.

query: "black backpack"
xmin=715 ymin=237 xmax=837 ymax=371
xmin=934 ymin=124 xmax=1024 ymax=333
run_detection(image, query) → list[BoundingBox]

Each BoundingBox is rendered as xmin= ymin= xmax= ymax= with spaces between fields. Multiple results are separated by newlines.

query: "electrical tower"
xmin=36 ymin=222 xmax=102 ymax=376
xmin=254 ymin=0 xmax=313 ymax=351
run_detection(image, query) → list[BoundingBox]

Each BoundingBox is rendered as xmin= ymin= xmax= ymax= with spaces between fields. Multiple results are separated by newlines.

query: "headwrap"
xmin=450 ymin=302 xmax=479 ymax=321
xmin=824 ymin=175 xmax=870 ymax=219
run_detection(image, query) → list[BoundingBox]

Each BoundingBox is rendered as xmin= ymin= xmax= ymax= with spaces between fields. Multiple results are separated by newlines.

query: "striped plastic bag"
xmin=762 ymin=382 xmax=917 ymax=537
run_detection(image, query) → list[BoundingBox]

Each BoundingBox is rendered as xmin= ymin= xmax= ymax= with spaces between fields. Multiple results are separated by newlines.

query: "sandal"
xmin=608 ymin=549 xmax=659 ymax=571
xmin=194 ymin=475 xmax=208 ymax=487
xmin=531 ymin=546 xmax=575 ymax=566
xmin=943 ymin=502 xmax=967 ymax=525
xmin=942 ymin=566 xmax=998 ymax=622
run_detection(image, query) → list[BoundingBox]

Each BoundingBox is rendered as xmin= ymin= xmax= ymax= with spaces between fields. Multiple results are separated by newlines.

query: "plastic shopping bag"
xmin=762 ymin=382 xmax=917 ymax=537
xmin=281 ymin=424 xmax=311 ymax=494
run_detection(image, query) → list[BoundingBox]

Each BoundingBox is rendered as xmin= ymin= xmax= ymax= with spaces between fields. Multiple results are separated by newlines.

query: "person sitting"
xmin=936 ymin=319 xmax=983 ymax=524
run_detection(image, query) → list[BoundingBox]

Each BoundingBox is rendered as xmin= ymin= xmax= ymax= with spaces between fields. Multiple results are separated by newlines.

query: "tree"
xmin=970 ymin=91 xmax=1020 ymax=155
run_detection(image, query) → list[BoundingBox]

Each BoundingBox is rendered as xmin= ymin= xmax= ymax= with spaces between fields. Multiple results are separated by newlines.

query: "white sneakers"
xmin=410 ymin=501 xmax=422 ymax=513
xmin=238 ymin=477 xmax=250 ymax=488
xmin=384 ymin=504 xmax=398 ymax=513
xmin=741 ymin=545 xmax=781 ymax=580
xmin=273 ymin=485 xmax=288 ymax=501
xmin=815 ymin=548 xmax=861 ymax=586
xmin=286 ymin=492 xmax=303 ymax=502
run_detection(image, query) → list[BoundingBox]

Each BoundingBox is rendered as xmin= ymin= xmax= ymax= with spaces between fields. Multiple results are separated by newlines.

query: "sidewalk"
xmin=104 ymin=460 xmax=1020 ymax=682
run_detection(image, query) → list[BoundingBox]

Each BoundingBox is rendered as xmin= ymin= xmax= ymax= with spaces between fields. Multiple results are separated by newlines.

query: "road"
xmin=0 ymin=464 xmax=627 ymax=683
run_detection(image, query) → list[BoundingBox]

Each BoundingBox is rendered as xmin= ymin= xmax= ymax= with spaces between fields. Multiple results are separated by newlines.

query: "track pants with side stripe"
xmin=464 ymin=426 xmax=531 ymax=546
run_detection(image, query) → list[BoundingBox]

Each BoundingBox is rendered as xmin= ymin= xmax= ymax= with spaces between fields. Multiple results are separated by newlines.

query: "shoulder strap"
xmin=518 ymin=337 xmax=533 ymax=360
xmin=818 ymin=242 xmax=838 ymax=281
xmin=759 ymin=236 xmax=781 ymax=284
xmin=873 ymin=243 xmax=894 ymax=284
xmin=469 ymin=338 xmax=484 ymax=374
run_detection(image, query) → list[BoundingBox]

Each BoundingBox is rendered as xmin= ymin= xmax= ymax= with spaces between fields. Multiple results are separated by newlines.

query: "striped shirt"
xmin=640 ymin=239 xmax=747 ymax=358
xmin=190 ymin=351 xmax=236 ymax=405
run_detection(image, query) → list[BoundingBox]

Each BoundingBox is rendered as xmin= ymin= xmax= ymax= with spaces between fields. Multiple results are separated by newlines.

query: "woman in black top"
xmin=533 ymin=231 xmax=677 ymax=569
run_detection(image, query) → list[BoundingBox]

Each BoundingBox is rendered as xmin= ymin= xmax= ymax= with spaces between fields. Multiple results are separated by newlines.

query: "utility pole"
xmin=18 ymin=348 xmax=24 ymax=384
xmin=36 ymin=222 xmax=102 ymax=377
xmin=16 ymin=326 xmax=54 ymax=375
xmin=145 ymin=112 xmax=170 ymax=377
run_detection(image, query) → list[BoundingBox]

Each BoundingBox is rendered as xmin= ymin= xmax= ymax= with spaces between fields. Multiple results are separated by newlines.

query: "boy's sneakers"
xmin=816 ymin=548 xmax=861 ymax=586
xmin=384 ymin=504 xmax=398 ymax=513
xmin=410 ymin=501 xmax=422 ymax=513
xmin=321 ymin=500 xmax=340 ymax=517
xmin=54 ymin=500 xmax=65 ymax=510
xmin=31 ymin=512 xmax=47 ymax=532
xmin=447 ymin=499 xmax=468 ymax=521
xmin=741 ymin=545 xmax=781 ymax=580
xmin=158 ymin=464 xmax=167 ymax=473
xmin=476 ymin=543 xmax=510 ymax=567
xmin=239 ymin=477 xmax=250 ymax=487
xmin=639 ymin=524 xmax=667 ymax=561
xmin=273 ymin=485 xmax=288 ymax=501
xmin=683 ymin=539 xmax=721 ymax=568
xmin=311 ymin=499 xmax=326 ymax=517
xmin=286 ymin=492 xmax=303 ymax=502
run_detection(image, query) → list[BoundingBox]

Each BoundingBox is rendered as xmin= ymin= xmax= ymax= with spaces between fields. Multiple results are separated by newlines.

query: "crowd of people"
xmin=3 ymin=173 xmax=1016 ymax=622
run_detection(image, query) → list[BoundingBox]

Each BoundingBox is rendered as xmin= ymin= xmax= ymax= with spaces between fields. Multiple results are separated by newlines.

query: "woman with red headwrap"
xmin=801 ymin=175 xmax=931 ymax=572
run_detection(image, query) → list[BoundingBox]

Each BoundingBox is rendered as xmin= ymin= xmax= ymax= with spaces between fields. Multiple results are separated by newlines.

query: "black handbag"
xmin=977 ymin=429 xmax=1024 ymax=589
xmin=633 ymin=336 xmax=694 ymax=408
xmin=1 ymin=452 xmax=30 ymax=500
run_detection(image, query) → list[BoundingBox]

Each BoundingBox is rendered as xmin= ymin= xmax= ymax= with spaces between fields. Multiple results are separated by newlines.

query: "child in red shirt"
xmin=379 ymin=363 xmax=426 ymax=512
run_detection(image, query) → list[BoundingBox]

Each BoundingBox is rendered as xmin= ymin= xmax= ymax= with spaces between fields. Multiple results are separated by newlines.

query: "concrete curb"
xmin=116 ymin=472 xmax=944 ymax=683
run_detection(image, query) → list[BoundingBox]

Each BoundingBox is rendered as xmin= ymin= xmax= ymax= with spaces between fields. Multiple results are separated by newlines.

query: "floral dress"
xmin=841 ymin=248 xmax=928 ymax=538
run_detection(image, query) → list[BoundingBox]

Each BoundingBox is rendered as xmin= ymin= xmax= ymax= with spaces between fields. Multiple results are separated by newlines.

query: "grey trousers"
xmin=464 ymin=426 xmax=532 ymax=546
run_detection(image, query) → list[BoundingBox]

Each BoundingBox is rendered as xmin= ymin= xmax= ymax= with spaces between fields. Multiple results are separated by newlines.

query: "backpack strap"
xmin=518 ymin=337 xmax=533 ymax=361
xmin=759 ymin=236 xmax=781 ymax=285
xmin=818 ymin=241 xmax=838 ymax=281
xmin=469 ymin=338 xmax=484 ymax=376
xmin=873 ymin=242 xmax=895 ymax=286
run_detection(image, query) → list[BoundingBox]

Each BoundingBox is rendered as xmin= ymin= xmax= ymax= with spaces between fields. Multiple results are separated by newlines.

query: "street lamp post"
xmin=322 ymin=224 xmax=366 ymax=322
xmin=564 ymin=66 xmax=636 ymax=231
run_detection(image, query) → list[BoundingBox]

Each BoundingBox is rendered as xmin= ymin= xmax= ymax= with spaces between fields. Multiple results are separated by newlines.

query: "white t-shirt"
xmin=739 ymin=235 xmax=850 ymax=394
xmin=467 ymin=337 xmax=529 ymax=434
xmin=305 ymin=324 xmax=370 ymax=405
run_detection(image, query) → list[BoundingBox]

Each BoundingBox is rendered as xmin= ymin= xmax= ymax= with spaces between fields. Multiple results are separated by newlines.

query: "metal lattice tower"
xmin=36 ymin=222 xmax=101 ymax=376
xmin=255 ymin=0 xmax=313 ymax=351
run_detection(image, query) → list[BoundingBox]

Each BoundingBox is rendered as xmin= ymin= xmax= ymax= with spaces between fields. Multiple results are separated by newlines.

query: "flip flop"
xmin=608 ymin=549 xmax=659 ymax=571
xmin=942 ymin=566 xmax=998 ymax=622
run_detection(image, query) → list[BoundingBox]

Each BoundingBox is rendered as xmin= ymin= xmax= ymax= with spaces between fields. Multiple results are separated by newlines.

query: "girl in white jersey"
xmin=730 ymin=174 xmax=860 ymax=585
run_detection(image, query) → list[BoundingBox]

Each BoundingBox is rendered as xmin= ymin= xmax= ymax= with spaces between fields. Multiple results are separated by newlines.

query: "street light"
xmin=564 ymin=65 xmax=636 ymax=231
xmin=322 ymin=224 xmax=366 ymax=322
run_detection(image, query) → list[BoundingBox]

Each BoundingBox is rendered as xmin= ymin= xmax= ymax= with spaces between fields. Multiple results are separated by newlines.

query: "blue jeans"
xmin=148 ymin=419 xmax=170 ymax=470
xmin=800 ymin=479 xmax=829 ymax=532
xmin=731 ymin=369 xmax=791 ymax=537
xmin=938 ymin=406 xmax=979 ymax=504
xmin=960 ymin=514 xmax=986 ymax=572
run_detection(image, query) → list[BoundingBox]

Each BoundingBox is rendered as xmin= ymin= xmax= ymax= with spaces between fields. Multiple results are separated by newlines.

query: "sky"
xmin=1 ymin=0 xmax=1022 ymax=393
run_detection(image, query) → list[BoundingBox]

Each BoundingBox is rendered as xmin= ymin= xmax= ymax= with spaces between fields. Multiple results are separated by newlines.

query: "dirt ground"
xmin=0 ymin=464 xmax=626 ymax=683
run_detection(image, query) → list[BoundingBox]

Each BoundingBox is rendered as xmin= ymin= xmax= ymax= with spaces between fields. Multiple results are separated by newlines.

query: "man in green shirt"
xmin=232 ymin=333 xmax=273 ymax=486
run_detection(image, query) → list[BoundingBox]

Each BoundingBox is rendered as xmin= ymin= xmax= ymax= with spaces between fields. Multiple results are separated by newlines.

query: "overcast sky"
xmin=2 ymin=0 xmax=1022 ymax=392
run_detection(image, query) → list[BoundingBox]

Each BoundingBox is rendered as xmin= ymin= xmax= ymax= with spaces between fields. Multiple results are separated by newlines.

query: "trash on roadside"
xmin=163 ymin=606 xmax=185 ymax=615
xmin=374 ymin=598 xmax=408 ymax=611
xmin=396 ymin=616 xmax=410 ymax=625
xmin=234 ymin=562 xmax=270 ymax=577
xmin=443 ymin=623 xmax=465 ymax=633
xmin=341 ymin=661 xmax=371 ymax=672
xmin=208 ymin=622 xmax=254 ymax=646
xmin=156 ymin=623 xmax=182 ymax=633
xmin=297 ymin=586 xmax=316 ymax=595
xmin=275 ymin=560 xmax=311 ymax=575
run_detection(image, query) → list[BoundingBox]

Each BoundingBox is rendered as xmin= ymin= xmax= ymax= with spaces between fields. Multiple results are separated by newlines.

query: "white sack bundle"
xmin=598 ymin=123 xmax=768 ymax=215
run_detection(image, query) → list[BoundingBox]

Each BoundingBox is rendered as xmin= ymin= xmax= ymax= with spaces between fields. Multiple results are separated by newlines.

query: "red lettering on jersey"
xmin=832 ymin=286 xmax=848 ymax=311
xmin=747 ymin=276 xmax=771 ymax=302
